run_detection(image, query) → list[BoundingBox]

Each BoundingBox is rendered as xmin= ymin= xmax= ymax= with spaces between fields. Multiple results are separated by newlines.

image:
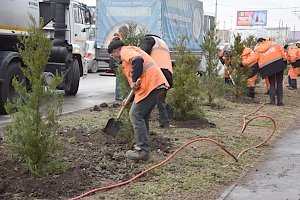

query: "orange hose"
xmin=237 ymin=115 xmax=276 ymax=159
xmin=70 ymin=138 xmax=238 ymax=200
xmin=70 ymin=104 xmax=276 ymax=200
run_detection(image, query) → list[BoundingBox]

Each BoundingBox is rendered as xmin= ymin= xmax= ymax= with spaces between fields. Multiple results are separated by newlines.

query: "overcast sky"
xmin=78 ymin=0 xmax=300 ymax=31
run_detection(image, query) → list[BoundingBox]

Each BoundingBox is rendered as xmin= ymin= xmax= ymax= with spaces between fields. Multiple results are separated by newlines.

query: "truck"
xmin=0 ymin=0 xmax=92 ymax=114
xmin=95 ymin=0 xmax=204 ymax=63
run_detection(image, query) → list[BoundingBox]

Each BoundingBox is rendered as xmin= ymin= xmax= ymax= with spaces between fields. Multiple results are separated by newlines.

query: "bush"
xmin=167 ymin=36 xmax=204 ymax=120
xmin=199 ymin=27 xmax=226 ymax=106
xmin=115 ymin=22 xmax=146 ymax=139
xmin=4 ymin=16 xmax=65 ymax=177
xmin=230 ymin=34 xmax=250 ymax=98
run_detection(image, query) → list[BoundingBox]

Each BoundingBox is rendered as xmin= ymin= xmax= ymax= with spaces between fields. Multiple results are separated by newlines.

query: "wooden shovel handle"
xmin=116 ymin=78 xmax=141 ymax=119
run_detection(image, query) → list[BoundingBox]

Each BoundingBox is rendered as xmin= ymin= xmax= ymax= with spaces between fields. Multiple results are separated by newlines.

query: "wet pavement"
xmin=219 ymin=117 xmax=300 ymax=200
xmin=62 ymin=73 xmax=115 ymax=113
xmin=0 ymin=73 xmax=115 ymax=127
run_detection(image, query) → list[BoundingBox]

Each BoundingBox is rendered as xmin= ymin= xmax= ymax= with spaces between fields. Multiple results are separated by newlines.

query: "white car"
xmin=84 ymin=40 xmax=99 ymax=73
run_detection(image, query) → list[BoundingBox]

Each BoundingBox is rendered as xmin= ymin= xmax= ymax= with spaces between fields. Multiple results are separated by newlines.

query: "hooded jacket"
xmin=242 ymin=40 xmax=286 ymax=77
xmin=240 ymin=48 xmax=259 ymax=78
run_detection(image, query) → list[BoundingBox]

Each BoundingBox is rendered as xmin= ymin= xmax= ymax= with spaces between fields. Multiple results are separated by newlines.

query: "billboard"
xmin=237 ymin=10 xmax=267 ymax=26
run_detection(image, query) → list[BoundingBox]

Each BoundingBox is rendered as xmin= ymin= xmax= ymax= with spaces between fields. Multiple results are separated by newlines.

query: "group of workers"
xmin=220 ymin=37 xmax=300 ymax=106
xmin=107 ymin=33 xmax=173 ymax=162
xmin=107 ymin=30 xmax=300 ymax=162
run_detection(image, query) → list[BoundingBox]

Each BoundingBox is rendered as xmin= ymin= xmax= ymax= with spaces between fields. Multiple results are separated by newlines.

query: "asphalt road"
xmin=0 ymin=73 xmax=115 ymax=126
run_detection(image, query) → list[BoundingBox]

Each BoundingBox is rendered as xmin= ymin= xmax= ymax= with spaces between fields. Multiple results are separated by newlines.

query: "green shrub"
xmin=199 ymin=27 xmax=226 ymax=106
xmin=243 ymin=35 xmax=257 ymax=49
xmin=115 ymin=22 xmax=146 ymax=139
xmin=230 ymin=34 xmax=250 ymax=98
xmin=167 ymin=36 xmax=204 ymax=120
xmin=4 ymin=16 xmax=65 ymax=177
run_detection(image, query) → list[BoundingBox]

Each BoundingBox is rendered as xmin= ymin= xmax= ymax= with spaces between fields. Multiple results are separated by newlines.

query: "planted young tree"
xmin=119 ymin=22 xmax=146 ymax=47
xmin=4 ymin=16 xmax=65 ymax=177
xmin=230 ymin=34 xmax=250 ymax=98
xmin=116 ymin=22 xmax=147 ymax=98
xmin=167 ymin=36 xmax=204 ymax=120
xmin=115 ymin=22 xmax=146 ymax=139
xmin=243 ymin=35 xmax=257 ymax=49
xmin=199 ymin=27 xmax=226 ymax=106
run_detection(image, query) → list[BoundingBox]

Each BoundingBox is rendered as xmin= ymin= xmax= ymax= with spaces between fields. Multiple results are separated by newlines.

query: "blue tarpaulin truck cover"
xmin=96 ymin=0 xmax=204 ymax=51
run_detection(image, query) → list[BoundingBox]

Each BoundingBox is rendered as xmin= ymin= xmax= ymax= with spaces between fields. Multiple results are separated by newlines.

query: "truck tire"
xmin=65 ymin=59 xmax=80 ymax=96
xmin=89 ymin=60 xmax=98 ymax=73
xmin=0 ymin=62 xmax=25 ymax=114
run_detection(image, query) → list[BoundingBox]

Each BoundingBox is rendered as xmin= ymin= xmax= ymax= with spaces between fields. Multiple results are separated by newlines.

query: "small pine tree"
xmin=4 ymin=16 xmax=65 ymax=177
xmin=119 ymin=23 xmax=146 ymax=47
xmin=115 ymin=22 xmax=146 ymax=139
xmin=243 ymin=35 xmax=257 ymax=49
xmin=116 ymin=22 xmax=147 ymax=98
xmin=230 ymin=34 xmax=250 ymax=98
xmin=167 ymin=36 xmax=204 ymax=120
xmin=200 ymin=27 xmax=226 ymax=106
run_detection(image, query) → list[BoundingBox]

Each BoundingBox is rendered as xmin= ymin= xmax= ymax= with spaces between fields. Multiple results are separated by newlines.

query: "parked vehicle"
xmin=84 ymin=25 xmax=98 ymax=73
xmin=84 ymin=40 xmax=98 ymax=73
xmin=0 ymin=0 xmax=91 ymax=114
xmin=95 ymin=0 xmax=204 ymax=63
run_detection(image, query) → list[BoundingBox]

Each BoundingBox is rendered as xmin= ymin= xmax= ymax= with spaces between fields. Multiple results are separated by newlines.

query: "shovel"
xmin=103 ymin=79 xmax=140 ymax=136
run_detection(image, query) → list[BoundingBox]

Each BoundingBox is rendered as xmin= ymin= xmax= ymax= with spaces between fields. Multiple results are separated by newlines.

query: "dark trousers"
xmin=268 ymin=70 xmax=284 ymax=104
xmin=129 ymin=88 xmax=165 ymax=152
xmin=157 ymin=91 xmax=170 ymax=127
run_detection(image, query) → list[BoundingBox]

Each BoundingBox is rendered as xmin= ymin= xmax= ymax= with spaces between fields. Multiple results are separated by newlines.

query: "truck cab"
xmin=0 ymin=0 xmax=91 ymax=114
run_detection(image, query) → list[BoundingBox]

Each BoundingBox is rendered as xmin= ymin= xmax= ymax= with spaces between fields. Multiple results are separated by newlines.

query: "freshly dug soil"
xmin=0 ymin=115 xmax=212 ymax=200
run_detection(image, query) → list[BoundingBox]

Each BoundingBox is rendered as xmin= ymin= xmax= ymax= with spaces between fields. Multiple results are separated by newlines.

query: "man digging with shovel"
xmin=108 ymin=40 xmax=169 ymax=161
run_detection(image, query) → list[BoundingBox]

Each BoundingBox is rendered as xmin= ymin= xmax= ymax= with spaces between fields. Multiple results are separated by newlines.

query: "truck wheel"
xmin=0 ymin=62 xmax=25 ymax=114
xmin=65 ymin=59 xmax=80 ymax=95
xmin=89 ymin=60 xmax=98 ymax=73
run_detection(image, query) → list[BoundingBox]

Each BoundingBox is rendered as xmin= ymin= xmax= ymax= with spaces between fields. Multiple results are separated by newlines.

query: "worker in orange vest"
xmin=242 ymin=38 xmax=287 ymax=105
xmin=109 ymin=32 xmax=124 ymax=101
xmin=286 ymin=45 xmax=300 ymax=89
xmin=141 ymin=34 xmax=173 ymax=128
xmin=240 ymin=47 xmax=259 ymax=98
xmin=108 ymin=40 xmax=169 ymax=161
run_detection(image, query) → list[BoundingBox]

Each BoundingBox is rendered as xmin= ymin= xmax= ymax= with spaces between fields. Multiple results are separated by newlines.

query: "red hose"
xmin=70 ymin=104 xmax=276 ymax=200
xmin=70 ymin=138 xmax=238 ymax=200
xmin=237 ymin=115 xmax=276 ymax=159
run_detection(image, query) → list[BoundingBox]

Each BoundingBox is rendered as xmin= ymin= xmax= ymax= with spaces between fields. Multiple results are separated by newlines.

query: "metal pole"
xmin=285 ymin=24 xmax=288 ymax=44
xmin=223 ymin=21 xmax=225 ymax=42
xmin=293 ymin=25 xmax=295 ymax=42
xmin=215 ymin=0 xmax=218 ymax=28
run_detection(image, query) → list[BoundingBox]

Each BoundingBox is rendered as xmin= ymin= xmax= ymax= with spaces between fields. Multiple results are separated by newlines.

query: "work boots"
xmin=289 ymin=79 xmax=297 ymax=90
xmin=277 ymin=91 xmax=284 ymax=106
xmin=288 ymin=76 xmax=292 ymax=87
xmin=126 ymin=149 xmax=150 ymax=161
xmin=247 ymin=87 xmax=255 ymax=98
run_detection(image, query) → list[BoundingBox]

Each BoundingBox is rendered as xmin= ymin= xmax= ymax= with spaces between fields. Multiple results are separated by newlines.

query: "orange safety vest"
xmin=242 ymin=41 xmax=286 ymax=78
xmin=120 ymin=46 xmax=169 ymax=103
xmin=241 ymin=48 xmax=258 ymax=87
xmin=150 ymin=36 xmax=173 ymax=74
xmin=287 ymin=46 xmax=300 ymax=67
xmin=241 ymin=48 xmax=257 ymax=68
xmin=288 ymin=67 xmax=300 ymax=79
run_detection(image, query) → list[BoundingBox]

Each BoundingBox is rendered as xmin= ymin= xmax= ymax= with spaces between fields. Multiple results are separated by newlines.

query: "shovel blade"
xmin=103 ymin=118 xmax=122 ymax=136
